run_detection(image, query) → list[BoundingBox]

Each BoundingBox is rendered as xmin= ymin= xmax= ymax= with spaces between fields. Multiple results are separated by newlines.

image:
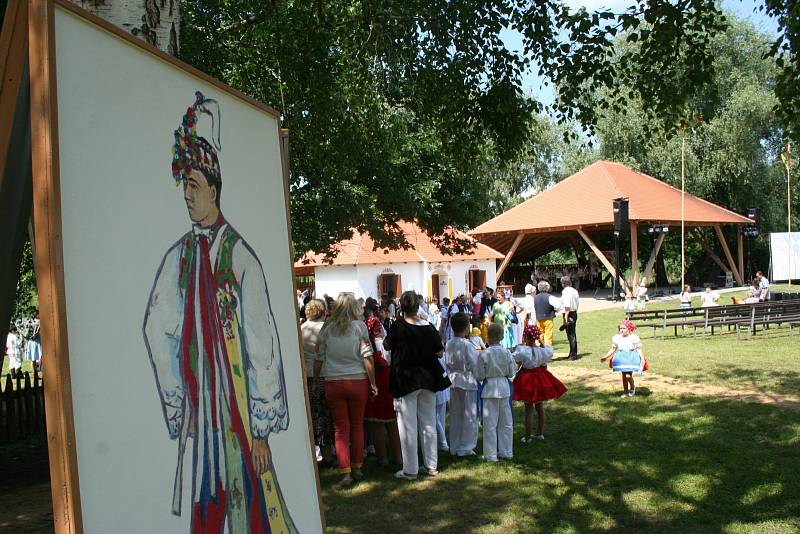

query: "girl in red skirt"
xmin=512 ymin=324 xmax=567 ymax=442
xmin=364 ymin=305 xmax=402 ymax=468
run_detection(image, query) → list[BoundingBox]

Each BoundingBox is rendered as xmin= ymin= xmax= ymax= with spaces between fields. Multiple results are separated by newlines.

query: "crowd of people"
xmin=296 ymin=274 xmax=649 ymax=487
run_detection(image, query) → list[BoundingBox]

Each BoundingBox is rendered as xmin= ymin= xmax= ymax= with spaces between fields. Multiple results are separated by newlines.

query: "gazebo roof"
xmin=468 ymin=160 xmax=752 ymax=287
xmin=295 ymin=220 xmax=503 ymax=271
xmin=471 ymin=160 xmax=752 ymax=239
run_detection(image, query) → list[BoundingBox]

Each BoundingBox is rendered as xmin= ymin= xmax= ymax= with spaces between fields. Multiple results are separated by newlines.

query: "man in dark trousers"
xmin=559 ymin=276 xmax=580 ymax=360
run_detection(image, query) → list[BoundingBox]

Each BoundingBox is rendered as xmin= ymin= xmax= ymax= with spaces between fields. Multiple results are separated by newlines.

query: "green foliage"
xmin=483 ymin=114 xmax=566 ymax=215
xmin=562 ymin=15 xmax=792 ymax=282
xmin=179 ymin=0 xmax=733 ymax=257
xmin=762 ymin=0 xmax=800 ymax=142
xmin=13 ymin=241 xmax=37 ymax=321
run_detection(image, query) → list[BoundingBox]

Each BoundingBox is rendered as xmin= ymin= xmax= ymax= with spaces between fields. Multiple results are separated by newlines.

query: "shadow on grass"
xmin=321 ymin=389 xmax=800 ymax=533
xmin=705 ymin=366 xmax=800 ymax=398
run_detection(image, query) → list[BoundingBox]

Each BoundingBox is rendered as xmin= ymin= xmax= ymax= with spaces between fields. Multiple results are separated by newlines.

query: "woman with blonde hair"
xmin=314 ymin=293 xmax=378 ymax=486
xmin=301 ymin=299 xmax=334 ymax=464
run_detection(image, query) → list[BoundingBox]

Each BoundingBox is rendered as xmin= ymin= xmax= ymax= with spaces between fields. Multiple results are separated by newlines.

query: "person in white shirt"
xmin=428 ymin=301 xmax=441 ymax=330
xmin=5 ymin=325 xmax=23 ymax=377
xmin=635 ymin=284 xmax=648 ymax=310
xmin=522 ymin=283 xmax=536 ymax=330
xmin=559 ymin=276 xmax=580 ymax=360
xmin=700 ymin=287 xmax=720 ymax=307
xmin=444 ymin=313 xmax=480 ymax=457
xmin=756 ymin=271 xmax=770 ymax=301
xmin=679 ymin=285 xmax=692 ymax=309
xmin=623 ymin=294 xmax=636 ymax=316
xmin=475 ymin=324 xmax=516 ymax=461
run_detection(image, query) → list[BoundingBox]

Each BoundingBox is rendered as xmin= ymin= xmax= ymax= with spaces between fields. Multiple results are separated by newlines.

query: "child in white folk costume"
xmin=601 ymin=319 xmax=648 ymax=397
xmin=512 ymin=325 xmax=567 ymax=442
xmin=444 ymin=313 xmax=480 ymax=457
xmin=435 ymin=353 xmax=451 ymax=452
xmin=475 ymin=323 xmax=516 ymax=461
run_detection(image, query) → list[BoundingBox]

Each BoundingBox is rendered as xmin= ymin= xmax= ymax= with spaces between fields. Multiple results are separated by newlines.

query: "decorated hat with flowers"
xmin=171 ymin=91 xmax=222 ymax=185
xmin=523 ymin=324 xmax=543 ymax=346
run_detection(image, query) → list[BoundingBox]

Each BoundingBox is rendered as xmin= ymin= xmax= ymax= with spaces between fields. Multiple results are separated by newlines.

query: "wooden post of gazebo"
xmin=737 ymin=226 xmax=745 ymax=284
xmin=495 ymin=231 xmax=524 ymax=281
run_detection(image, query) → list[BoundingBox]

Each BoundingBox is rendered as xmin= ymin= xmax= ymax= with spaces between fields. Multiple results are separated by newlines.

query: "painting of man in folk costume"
xmin=143 ymin=91 xmax=297 ymax=534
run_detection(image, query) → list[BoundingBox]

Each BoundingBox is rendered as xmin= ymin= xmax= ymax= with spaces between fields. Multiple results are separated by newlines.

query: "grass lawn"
xmin=321 ymin=287 xmax=800 ymax=533
xmin=547 ymin=284 xmax=800 ymax=396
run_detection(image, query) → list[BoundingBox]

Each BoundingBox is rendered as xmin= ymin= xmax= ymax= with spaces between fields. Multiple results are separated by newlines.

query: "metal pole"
xmin=681 ymin=129 xmax=686 ymax=290
xmin=783 ymin=143 xmax=793 ymax=286
xmin=789 ymin=144 xmax=792 ymax=287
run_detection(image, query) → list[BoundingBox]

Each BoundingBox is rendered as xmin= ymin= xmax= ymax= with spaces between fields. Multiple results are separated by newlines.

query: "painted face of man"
xmin=183 ymin=169 xmax=217 ymax=224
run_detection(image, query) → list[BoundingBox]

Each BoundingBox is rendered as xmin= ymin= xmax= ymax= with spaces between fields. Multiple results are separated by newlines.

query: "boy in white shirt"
xmin=444 ymin=313 xmax=480 ymax=456
xmin=475 ymin=323 xmax=516 ymax=461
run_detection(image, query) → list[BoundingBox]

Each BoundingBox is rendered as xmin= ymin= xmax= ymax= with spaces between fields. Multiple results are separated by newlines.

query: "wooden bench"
xmin=633 ymin=297 xmax=800 ymax=339
xmin=732 ymin=302 xmax=800 ymax=339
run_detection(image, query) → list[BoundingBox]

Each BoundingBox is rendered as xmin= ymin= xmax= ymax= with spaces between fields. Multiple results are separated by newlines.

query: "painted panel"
xmin=53 ymin=7 xmax=322 ymax=532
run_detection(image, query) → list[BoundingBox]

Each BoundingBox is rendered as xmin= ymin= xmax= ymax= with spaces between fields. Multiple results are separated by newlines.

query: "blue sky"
xmin=501 ymin=0 xmax=781 ymax=106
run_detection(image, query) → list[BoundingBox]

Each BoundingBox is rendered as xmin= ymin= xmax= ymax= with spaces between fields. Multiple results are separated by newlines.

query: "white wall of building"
xmin=313 ymin=262 xmax=426 ymax=299
xmin=313 ymin=265 xmax=360 ymax=298
xmin=313 ymin=259 xmax=498 ymax=301
xmin=448 ymin=259 xmax=498 ymax=295
xmin=356 ymin=263 xmax=426 ymax=299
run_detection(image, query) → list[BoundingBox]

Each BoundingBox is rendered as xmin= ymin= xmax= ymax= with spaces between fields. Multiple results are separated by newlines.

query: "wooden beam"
xmin=495 ymin=231 xmax=524 ymax=281
xmin=692 ymin=229 xmax=730 ymax=274
xmin=577 ymin=229 xmax=631 ymax=295
xmin=630 ymin=221 xmax=639 ymax=287
xmin=715 ymin=224 xmax=743 ymax=285
xmin=640 ymin=232 xmax=666 ymax=285
xmin=737 ymin=226 xmax=744 ymax=283
xmin=0 ymin=0 xmax=28 ymax=185
xmin=30 ymin=0 xmax=84 ymax=532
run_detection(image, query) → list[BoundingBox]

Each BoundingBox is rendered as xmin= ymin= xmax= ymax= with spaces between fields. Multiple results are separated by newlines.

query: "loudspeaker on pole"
xmin=613 ymin=197 xmax=629 ymax=236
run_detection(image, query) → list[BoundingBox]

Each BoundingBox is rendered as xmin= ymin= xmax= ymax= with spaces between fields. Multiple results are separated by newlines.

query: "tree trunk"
xmin=68 ymin=0 xmax=179 ymax=55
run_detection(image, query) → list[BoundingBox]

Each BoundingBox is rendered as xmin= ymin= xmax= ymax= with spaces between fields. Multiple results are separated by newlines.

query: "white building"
xmin=295 ymin=221 xmax=504 ymax=303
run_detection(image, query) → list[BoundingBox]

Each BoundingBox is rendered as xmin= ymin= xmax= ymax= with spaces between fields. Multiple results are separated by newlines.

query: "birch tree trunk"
xmin=69 ymin=0 xmax=179 ymax=55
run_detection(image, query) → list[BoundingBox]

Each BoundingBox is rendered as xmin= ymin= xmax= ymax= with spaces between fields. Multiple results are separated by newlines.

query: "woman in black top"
xmin=384 ymin=291 xmax=450 ymax=479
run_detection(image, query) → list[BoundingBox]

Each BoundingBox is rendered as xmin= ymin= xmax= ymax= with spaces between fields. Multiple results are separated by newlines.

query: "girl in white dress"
xmin=600 ymin=320 xmax=647 ymax=397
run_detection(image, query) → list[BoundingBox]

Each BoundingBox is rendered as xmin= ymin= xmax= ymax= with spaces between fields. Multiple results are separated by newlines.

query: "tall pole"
xmin=681 ymin=128 xmax=686 ymax=290
xmin=784 ymin=144 xmax=793 ymax=286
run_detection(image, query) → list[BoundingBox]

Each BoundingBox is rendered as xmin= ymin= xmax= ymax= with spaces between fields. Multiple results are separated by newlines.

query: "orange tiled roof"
xmin=470 ymin=160 xmax=752 ymax=237
xmin=296 ymin=221 xmax=504 ymax=268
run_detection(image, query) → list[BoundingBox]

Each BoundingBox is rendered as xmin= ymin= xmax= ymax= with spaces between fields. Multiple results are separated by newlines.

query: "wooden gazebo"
xmin=470 ymin=161 xmax=753 ymax=293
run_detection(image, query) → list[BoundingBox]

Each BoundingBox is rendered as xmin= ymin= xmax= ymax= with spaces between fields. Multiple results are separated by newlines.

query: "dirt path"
xmin=550 ymin=364 xmax=800 ymax=410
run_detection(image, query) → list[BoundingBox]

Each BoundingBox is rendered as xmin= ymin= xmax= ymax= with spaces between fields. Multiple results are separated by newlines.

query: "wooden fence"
xmin=0 ymin=371 xmax=45 ymax=443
